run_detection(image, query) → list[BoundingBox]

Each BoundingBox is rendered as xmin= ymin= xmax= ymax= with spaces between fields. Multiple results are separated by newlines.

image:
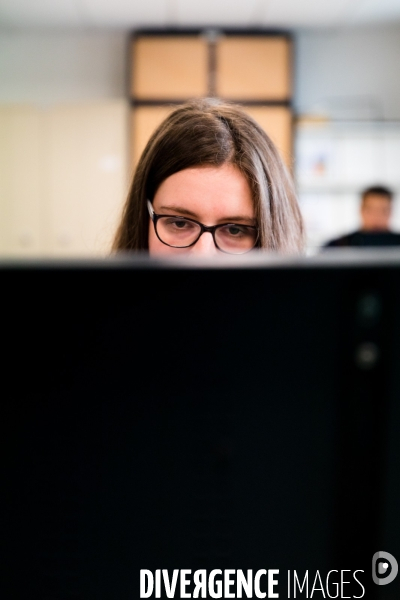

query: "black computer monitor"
xmin=2 ymin=253 xmax=400 ymax=599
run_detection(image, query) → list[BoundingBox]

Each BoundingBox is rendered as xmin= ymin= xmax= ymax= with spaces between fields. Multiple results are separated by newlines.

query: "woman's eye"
xmin=227 ymin=226 xmax=242 ymax=236
xmin=223 ymin=225 xmax=248 ymax=237
xmin=174 ymin=220 xmax=188 ymax=229
xmin=163 ymin=217 xmax=198 ymax=232
xmin=164 ymin=218 xmax=189 ymax=228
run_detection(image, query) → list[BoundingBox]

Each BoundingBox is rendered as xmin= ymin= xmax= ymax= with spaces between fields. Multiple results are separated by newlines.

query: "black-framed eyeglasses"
xmin=147 ymin=201 xmax=259 ymax=255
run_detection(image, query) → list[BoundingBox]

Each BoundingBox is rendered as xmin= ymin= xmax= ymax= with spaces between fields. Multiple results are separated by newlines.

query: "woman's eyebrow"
xmin=158 ymin=204 xmax=198 ymax=218
xmin=157 ymin=204 xmax=255 ymax=224
xmin=221 ymin=216 xmax=256 ymax=225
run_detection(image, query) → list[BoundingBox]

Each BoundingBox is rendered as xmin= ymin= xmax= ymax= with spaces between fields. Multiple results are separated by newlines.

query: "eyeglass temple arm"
xmin=147 ymin=200 xmax=154 ymax=220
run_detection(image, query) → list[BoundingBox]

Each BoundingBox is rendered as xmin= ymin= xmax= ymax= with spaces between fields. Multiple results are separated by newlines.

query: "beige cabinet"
xmin=130 ymin=33 xmax=293 ymax=168
xmin=216 ymin=37 xmax=291 ymax=101
xmin=244 ymin=106 xmax=293 ymax=164
xmin=0 ymin=107 xmax=44 ymax=255
xmin=46 ymin=102 xmax=129 ymax=256
xmin=130 ymin=105 xmax=175 ymax=166
xmin=0 ymin=102 xmax=129 ymax=257
xmin=131 ymin=37 xmax=209 ymax=100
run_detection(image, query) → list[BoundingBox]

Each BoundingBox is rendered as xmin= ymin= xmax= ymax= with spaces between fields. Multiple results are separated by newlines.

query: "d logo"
xmin=372 ymin=551 xmax=398 ymax=585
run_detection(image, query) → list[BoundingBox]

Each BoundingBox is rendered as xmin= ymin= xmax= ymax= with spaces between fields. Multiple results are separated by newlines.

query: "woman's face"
xmin=148 ymin=163 xmax=255 ymax=256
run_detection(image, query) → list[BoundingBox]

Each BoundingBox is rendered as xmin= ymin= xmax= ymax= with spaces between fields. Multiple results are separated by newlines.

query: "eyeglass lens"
xmin=156 ymin=216 xmax=257 ymax=253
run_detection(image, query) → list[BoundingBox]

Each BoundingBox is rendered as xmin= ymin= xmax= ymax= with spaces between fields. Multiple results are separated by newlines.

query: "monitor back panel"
xmin=2 ymin=261 xmax=400 ymax=599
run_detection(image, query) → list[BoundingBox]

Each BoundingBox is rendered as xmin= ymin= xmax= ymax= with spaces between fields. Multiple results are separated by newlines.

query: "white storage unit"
xmin=295 ymin=121 xmax=400 ymax=250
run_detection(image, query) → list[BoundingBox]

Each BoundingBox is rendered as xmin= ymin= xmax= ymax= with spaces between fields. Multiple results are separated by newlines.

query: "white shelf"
xmin=295 ymin=120 xmax=400 ymax=249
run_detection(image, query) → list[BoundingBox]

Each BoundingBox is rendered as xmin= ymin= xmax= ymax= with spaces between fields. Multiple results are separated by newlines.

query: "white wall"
xmin=0 ymin=30 xmax=127 ymax=104
xmin=295 ymin=24 xmax=400 ymax=120
xmin=2 ymin=25 xmax=400 ymax=114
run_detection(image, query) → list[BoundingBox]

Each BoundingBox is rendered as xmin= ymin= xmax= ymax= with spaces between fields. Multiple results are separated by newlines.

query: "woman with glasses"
xmin=113 ymin=98 xmax=304 ymax=255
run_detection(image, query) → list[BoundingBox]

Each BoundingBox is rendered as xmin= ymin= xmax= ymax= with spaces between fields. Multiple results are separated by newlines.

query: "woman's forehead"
xmin=153 ymin=164 xmax=255 ymax=223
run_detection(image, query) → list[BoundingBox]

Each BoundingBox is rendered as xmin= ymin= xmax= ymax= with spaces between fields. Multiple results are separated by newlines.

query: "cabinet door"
xmin=131 ymin=36 xmax=209 ymax=99
xmin=243 ymin=106 xmax=292 ymax=166
xmin=131 ymin=105 xmax=293 ymax=171
xmin=0 ymin=106 xmax=44 ymax=255
xmin=46 ymin=101 xmax=128 ymax=255
xmin=216 ymin=36 xmax=291 ymax=101
xmin=131 ymin=105 xmax=174 ymax=167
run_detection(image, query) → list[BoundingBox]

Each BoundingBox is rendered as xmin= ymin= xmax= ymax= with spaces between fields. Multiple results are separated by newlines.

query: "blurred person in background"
xmin=113 ymin=98 xmax=304 ymax=256
xmin=324 ymin=185 xmax=400 ymax=247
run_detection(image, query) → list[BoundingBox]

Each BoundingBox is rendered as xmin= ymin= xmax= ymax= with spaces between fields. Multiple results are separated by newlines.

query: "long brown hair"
xmin=113 ymin=98 xmax=304 ymax=252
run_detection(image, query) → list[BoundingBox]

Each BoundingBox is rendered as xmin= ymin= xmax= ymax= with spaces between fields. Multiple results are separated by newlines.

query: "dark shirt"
xmin=324 ymin=230 xmax=400 ymax=248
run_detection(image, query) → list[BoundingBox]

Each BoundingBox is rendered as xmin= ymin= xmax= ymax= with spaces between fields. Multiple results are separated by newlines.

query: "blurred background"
xmin=1 ymin=0 xmax=400 ymax=256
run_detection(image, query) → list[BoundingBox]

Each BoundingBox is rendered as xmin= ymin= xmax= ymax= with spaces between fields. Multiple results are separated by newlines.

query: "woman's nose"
xmin=189 ymin=231 xmax=219 ymax=255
